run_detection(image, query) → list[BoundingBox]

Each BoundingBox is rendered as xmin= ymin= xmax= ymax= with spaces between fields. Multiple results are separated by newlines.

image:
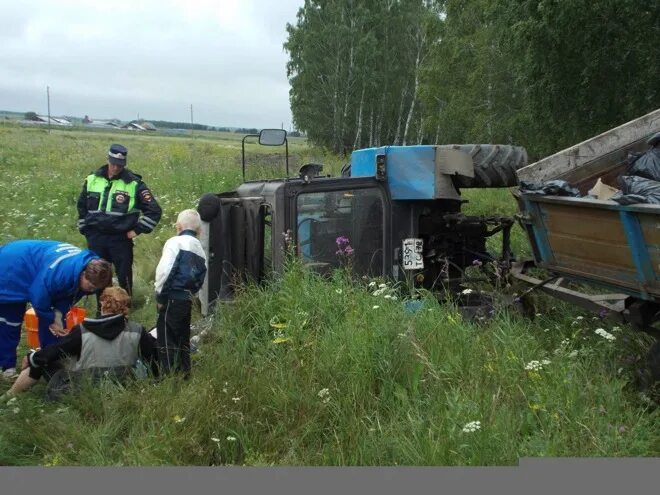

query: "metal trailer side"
xmin=514 ymin=108 xmax=660 ymax=332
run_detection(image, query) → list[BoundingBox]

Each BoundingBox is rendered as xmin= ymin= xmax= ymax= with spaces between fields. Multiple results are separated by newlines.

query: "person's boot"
xmin=1 ymin=367 xmax=18 ymax=380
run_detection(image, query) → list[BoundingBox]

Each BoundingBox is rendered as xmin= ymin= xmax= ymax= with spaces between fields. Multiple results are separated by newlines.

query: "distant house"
xmin=29 ymin=115 xmax=72 ymax=126
xmin=141 ymin=121 xmax=157 ymax=131
xmin=122 ymin=122 xmax=147 ymax=131
xmin=84 ymin=118 xmax=120 ymax=129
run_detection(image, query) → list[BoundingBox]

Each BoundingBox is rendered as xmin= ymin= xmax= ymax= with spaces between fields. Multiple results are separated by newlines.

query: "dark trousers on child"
xmin=156 ymin=298 xmax=192 ymax=376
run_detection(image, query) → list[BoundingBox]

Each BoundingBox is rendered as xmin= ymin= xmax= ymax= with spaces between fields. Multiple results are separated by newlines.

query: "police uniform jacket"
xmin=77 ymin=165 xmax=162 ymax=236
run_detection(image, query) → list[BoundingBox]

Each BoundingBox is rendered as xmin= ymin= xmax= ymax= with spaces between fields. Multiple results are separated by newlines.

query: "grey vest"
xmin=71 ymin=321 xmax=142 ymax=371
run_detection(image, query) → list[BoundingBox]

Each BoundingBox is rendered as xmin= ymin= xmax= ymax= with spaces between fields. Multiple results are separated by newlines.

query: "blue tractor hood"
xmin=350 ymin=145 xmax=475 ymax=201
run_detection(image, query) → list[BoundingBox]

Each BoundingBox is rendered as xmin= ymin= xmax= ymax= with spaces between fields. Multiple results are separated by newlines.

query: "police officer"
xmin=77 ymin=144 xmax=162 ymax=295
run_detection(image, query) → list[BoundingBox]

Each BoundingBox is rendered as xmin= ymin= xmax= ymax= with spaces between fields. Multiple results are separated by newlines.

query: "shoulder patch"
xmin=140 ymin=189 xmax=154 ymax=202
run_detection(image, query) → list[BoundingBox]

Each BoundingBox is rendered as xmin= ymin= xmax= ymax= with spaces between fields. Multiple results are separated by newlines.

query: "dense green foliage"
xmin=0 ymin=126 xmax=656 ymax=465
xmin=285 ymin=0 xmax=660 ymax=159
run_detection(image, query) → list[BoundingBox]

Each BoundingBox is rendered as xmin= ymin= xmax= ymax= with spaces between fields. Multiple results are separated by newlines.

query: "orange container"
xmin=23 ymin=306 xmax=87 ymax=348
xmin=24 ymin=308 xmax=40 ymax=349
xmin=66 ymin=306 xmax=86 ymax=329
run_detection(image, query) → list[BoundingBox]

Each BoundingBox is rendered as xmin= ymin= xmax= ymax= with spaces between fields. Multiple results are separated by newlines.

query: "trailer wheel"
xmin=447 ymin=144 xmax=528 ymax=188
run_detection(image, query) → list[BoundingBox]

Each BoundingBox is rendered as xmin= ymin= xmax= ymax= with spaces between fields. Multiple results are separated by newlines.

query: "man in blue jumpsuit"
xmin=0 ymin=240 xmax=113 ymax=377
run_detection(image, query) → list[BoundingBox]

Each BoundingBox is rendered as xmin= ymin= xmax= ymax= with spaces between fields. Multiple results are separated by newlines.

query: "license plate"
xmin=402 ymin=238 xmax=423 ymax=270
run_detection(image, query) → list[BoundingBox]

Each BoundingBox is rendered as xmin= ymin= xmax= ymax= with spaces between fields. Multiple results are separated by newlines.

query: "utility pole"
xmin=190 ymin=104 xmax=194 ymax=138
xmin=46 ymin=85 xmax=51 ymax=134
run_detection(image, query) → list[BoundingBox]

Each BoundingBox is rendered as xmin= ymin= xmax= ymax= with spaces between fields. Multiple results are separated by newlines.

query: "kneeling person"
xmin=9 ymin=287 xmax=157 ymax=396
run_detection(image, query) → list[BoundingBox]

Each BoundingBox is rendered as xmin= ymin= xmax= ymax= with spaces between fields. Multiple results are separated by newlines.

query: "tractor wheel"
xmin=446 ymin=144 xmax=528 ymax=188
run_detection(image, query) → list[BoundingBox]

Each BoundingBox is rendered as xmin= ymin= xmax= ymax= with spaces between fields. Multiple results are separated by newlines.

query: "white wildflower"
xmin=372 ymin=305 xmax=380 ymax=310
xmin=7 ymin=397 xmax=17 ymax=405
xmin=232 ymin=397 xmax=241 ymax=402
xmin=576 ymin=316 xmax=584 ymax=320
xmin=595 ymin=328 xmax=616 ymax=341
xmin=211 ymin=437 xmax=221 ymax=443
xmin=317 ymin=388 xmax=331 ymax=404
xmin=462 ymin=420 xmax=481 ymax=433
xmin=226 ymin=436 xmax=237 ymax=442
xmin=368 ymin=281 xmax=376 ymax=288
xmin=611 ymin=326 xmax=621 ymax=332
xmin=384 ymin=294 xmax=392 ymax=299
xmin=13 ymin=407 xmax=20 ymax=414
xmin=524 ymin=360 xmax=548 ymax=371
xmin=335 ymin=288 xmax=343 ymax=294
xmin=568 ymin=350 xmax=579 ymax=358
xmin=378 ymin=283 xmax=387 ymax=289
xmin=461 ymin=288 xmax=474 ymax=295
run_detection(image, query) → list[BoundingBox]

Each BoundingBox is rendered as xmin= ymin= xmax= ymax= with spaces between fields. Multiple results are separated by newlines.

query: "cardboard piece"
xmin=588 ymin=178 xmax=619 ymax=200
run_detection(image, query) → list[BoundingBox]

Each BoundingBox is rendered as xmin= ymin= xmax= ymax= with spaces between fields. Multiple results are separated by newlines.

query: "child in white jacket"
xmin=154 ymin=209 xmax=207 ymax=376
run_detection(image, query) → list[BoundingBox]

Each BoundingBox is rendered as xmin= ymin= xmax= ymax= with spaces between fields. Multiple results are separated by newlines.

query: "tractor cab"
xmin=198 ymin=129 xmax=525 ymax=315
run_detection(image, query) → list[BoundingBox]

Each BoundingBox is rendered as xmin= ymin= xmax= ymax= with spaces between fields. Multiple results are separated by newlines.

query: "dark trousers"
xmin=156 ymin=299 xmax=192 ymax=376
xmin=0 ymin=302 xmax=62 ymax=369
xmin=86 ymin=231 xmax=134 ymax=295
xmin=0 ymin=303 xmax=24 ymax=369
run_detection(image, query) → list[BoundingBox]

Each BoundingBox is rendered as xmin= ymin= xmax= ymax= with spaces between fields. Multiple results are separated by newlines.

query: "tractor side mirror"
xmin=259 ymin=129 xmax=287 ymax=146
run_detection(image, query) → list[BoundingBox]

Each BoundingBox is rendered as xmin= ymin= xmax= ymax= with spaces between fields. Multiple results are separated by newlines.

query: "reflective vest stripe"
xmin=86 ymin=175 xmax=138 ymax=213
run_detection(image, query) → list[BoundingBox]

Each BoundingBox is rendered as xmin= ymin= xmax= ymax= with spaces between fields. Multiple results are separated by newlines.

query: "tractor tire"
xmin=446 ymin=144 xmax=528 ymax=189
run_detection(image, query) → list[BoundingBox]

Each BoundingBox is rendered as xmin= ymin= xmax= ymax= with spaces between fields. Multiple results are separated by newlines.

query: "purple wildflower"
xmin=335 ymin=236 xmax=354 ymax=257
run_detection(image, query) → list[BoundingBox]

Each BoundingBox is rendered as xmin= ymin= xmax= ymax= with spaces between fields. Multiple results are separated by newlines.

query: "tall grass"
xmin=0 ymin=125 xmax=656 ymax=465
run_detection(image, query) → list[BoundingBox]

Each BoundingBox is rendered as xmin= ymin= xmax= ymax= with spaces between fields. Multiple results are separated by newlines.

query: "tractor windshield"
xmin=296 ymin=187 xmax=384 ymax=276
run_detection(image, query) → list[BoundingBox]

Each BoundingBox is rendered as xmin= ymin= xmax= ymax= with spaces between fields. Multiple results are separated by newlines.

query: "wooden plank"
xmin=517 ymin=108 xmax=660 ymax=182
xmin=637 ymin=213 xmax=660 ymax=276
xmin=542 ymin=203 xmax=627 ymax=243
xmin=548 ymin=233 xmax=635 ymax=269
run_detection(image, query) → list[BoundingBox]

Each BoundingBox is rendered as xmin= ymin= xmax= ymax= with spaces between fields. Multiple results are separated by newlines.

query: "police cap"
xmin=108 ymin=144 xmax=128 ymax=166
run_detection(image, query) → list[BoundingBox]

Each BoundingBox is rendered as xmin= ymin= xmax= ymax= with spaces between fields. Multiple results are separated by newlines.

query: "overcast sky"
xmin=0 ymin=0 xmax=304 ymax=129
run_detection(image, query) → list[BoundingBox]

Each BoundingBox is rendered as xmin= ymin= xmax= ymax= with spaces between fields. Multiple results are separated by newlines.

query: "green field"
xmin=0 ymin=124 xmax=657 ymax=465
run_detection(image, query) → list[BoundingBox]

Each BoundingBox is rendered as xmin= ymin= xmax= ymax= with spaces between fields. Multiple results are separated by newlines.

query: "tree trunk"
xmin=353 ymin=83 xmax=366 ymax=150
xmin=403 ymin=23 xmax=427 ymax=146
xmin=332 ymin=50 xmax=341 ymax=152
xmin=393 ymin=85 xmax=408 ymax=145
xmin=368 ymin=107 xmax=374 ymax=147
xmin=402 ymin=50 xmax=421 ymax=145
xmin=416 ymin=114 xmax=424 ymax=144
